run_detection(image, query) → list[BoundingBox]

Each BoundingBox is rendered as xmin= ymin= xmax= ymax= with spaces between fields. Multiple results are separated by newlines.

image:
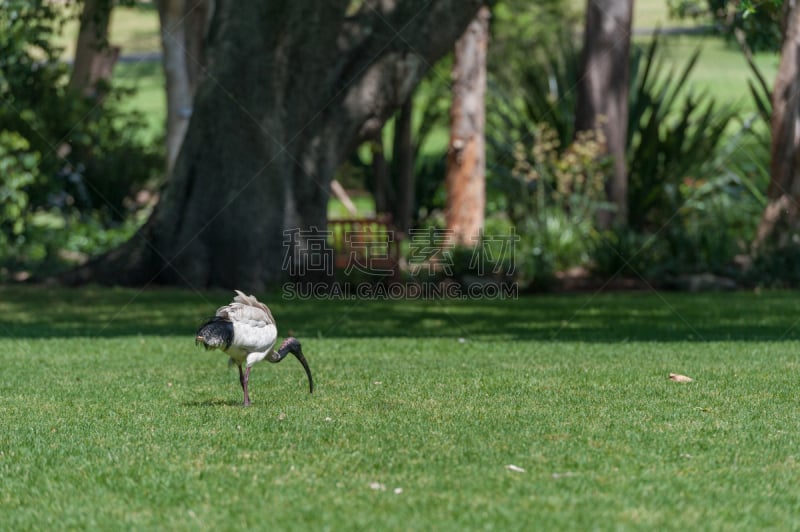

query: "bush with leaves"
xmin=0 ymin=132 xmax=40 ymax=249
xmin=626 ymin=36 xmax=738 ymax=231
xmin=488 ymin=29 xmax=760 ymax=282
xmin=488 ymin=124 xmax=610 ymax=288
xmin=0 ymin=1 xmax=161 ymax=275
xmin=667 ymin=0 xmax=783 ymax=52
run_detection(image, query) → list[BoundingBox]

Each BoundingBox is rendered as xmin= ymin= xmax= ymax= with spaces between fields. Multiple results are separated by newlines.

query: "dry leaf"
xmin=505 ymin=464 xmax=525 ymax=473
xmin=669 ymin=373 xmax=693 ymax=383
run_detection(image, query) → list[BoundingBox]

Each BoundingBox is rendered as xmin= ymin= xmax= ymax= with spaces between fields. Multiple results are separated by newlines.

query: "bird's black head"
xmin=277 ymin=337 xmax=314 ymax=394
xmin=195 ymin=317 xmax=234 ymax=350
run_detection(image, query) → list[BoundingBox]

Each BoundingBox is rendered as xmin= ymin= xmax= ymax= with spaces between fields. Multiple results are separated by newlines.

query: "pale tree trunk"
xmin=445 ymin=6 xmax=489 ymax=247
xmin=393 ymin=97 xmax=415 ymax=233
xmin=69 ymin=0 xmax=118 ymax=99
xmin=575 ymin=0 xmax=633 ymax=228
xmin=64 ymin=0 xmax=485 ymax=290
xmin=754 ymin=0 xmax=800 ymax=249
xmin=157 ymin=0 xmax=212 ymax=174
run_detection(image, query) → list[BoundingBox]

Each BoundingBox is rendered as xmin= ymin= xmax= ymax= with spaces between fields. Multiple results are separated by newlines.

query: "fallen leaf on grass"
xmin=369 ymin=482 xmax=386 ymax=491
xmin=505 ymin=464 xmax=525 ymax=473
xmin=669 ymin=373 xmax=693 ymax=383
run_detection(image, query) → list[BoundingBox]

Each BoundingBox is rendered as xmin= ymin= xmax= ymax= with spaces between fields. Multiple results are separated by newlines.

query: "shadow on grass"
xmin=1 ymin=285 xmax=799 ymax=343
xmin=182 ymin=398 xmax=243 ymax=408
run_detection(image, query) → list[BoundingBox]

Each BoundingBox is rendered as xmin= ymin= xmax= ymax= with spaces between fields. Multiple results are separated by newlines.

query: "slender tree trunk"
xmin=370 ymin=130 xmax=391 ymax=214
xmin=393 ymin=97 xmax=415 ymax=233
xmin=754 ymin=0 xmax=800 ymax=249
xmin=445 ymin=6 xmax=489 ymax=247
xmin=64 ymin=0 xmax=485 ymax=290
xmin=157 ymin=0 xmax=212 ymax=174
xmin=69 ymin=0 xmax=117 ymax=99
xmin=575 ymin=0 xmax=633 ymax=228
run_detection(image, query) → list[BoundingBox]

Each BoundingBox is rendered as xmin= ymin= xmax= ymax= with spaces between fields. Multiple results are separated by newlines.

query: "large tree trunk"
xmin=754 ymin=0 xmax=800 ymax=249
xmin=445 ymin=6 xmax=489 ymax=247
xmin=157 ymin=0 xmax=212 ymax=174
xmin=69 ymin=0 xmax=118 ymax=99
xmin=64 ymin=0 xmax=485 ymax=290
xmin=575 ymin=0 xmax=633 ymax=228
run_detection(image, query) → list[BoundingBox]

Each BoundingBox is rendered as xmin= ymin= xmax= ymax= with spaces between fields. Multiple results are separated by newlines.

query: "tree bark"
xmin=754 ymin=0 xmax=800 ymax=249
xmin=64 ymin=0 xmax=485 ymax=290
xmin=157 ymin=0 xmax=212 ymax=174
xmin=69 ymin=0 xmax=117 ymax=99
xmin=370 ymin=130 xmax=391 ymax=214
xmin=445 ymin=6 xmax=489 ymax=247
xmin=393 ymin=97 xmax=415 ymax=233
xmin=575 ymin=0 xmax=633 ymax=228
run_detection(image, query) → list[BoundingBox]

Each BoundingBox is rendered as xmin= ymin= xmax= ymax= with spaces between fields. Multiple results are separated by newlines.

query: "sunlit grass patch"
xmin=2 ymin=287 xmax=800 ymax=529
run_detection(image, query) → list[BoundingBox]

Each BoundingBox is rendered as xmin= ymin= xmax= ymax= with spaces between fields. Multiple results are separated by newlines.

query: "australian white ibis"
xmin=195 ymin=290 xmax=313 ymax=406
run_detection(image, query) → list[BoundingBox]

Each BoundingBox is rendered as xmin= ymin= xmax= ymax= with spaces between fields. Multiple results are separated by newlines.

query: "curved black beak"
xmin=293 ymin=345 xmax=314 ymax=394
xmin=271 ymin=337 xmax=314 ymax=394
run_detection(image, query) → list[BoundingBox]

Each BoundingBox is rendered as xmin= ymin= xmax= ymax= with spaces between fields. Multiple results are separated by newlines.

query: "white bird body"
xmin=196 ymin=290 xmax=314 ymax=405
xmin=214 ymin=290 xmax=278 ymax=367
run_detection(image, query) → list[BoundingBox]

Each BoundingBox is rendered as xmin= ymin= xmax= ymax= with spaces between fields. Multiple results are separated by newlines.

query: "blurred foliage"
xmin=489 ymin=26 xmax=580 ymax=154
xmin=626 ymin=34 xmax=737 ymax=231
xmin=341 ymin=68 xmax=451 ymax=226
xmin=489 ymin=123 xmax=611 ymax=289
xmin=737 ymin=47 xmax=800 ymax=287
xmin=0 ymin=132 xmax=38 ymax=246
xmin=490 ymin=0 xmax=581 ymax=88
xmin=342 ymin=0 xmax=578 ymax=229
xmin=487 ymin=27 xmax=763 ymax=286
xmin=593 ymin=36 xmax=758 ymax=280
xmin=593 ymin=168 xmax=762 ymax=279
xmin=667 ymin=0 xmax=783 ymax=51
xmin=0 ymin=0 xmax=161 ymax=277
xmin=748 ymin=245 xmax=800 ymax=287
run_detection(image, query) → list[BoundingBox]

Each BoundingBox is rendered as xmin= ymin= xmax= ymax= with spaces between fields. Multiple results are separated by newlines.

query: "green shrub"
xmin=627 ymin=36 xmax=738 ymax=231
xmin=667 ymin=0 xmax=783 ymax=52
xmin=489 ymin=124 xmax=610 ymax=288
xmin=0 ymin=1 xmax=161 ymax=275
xmin=0 ymin=131 xmax=40 ymax=248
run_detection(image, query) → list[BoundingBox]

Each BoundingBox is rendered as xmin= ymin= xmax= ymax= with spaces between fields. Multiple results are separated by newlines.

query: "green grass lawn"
xmin=633 ymin=33 xmax=779 ymax=115
xmin=54 ymin=4 xmax=160 ymax=59
xmin=113 ymin=60 xmax=165 ymax=142
xmin=2 ymin=286 xmax=800 ymax=529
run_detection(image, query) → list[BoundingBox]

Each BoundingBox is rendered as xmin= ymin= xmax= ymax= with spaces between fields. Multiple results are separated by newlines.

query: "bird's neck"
xmin=266 ymin=343 xmax=291 ymax=364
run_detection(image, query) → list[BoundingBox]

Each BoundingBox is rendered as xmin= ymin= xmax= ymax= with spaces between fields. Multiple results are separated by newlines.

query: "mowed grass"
xmin=632 ymin=33 xmax=779 ymax=115
xmin=2 ymin=286 xmax=800 ymax=529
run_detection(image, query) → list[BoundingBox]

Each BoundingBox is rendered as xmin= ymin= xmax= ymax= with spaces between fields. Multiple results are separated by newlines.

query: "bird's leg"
xmin=238 ymin=364 xmax=246 ymax=391
xmin=242 ymin=366 xmax=252 ymax=407
xmin=237 ymin=364 xmax=251 ymax=406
